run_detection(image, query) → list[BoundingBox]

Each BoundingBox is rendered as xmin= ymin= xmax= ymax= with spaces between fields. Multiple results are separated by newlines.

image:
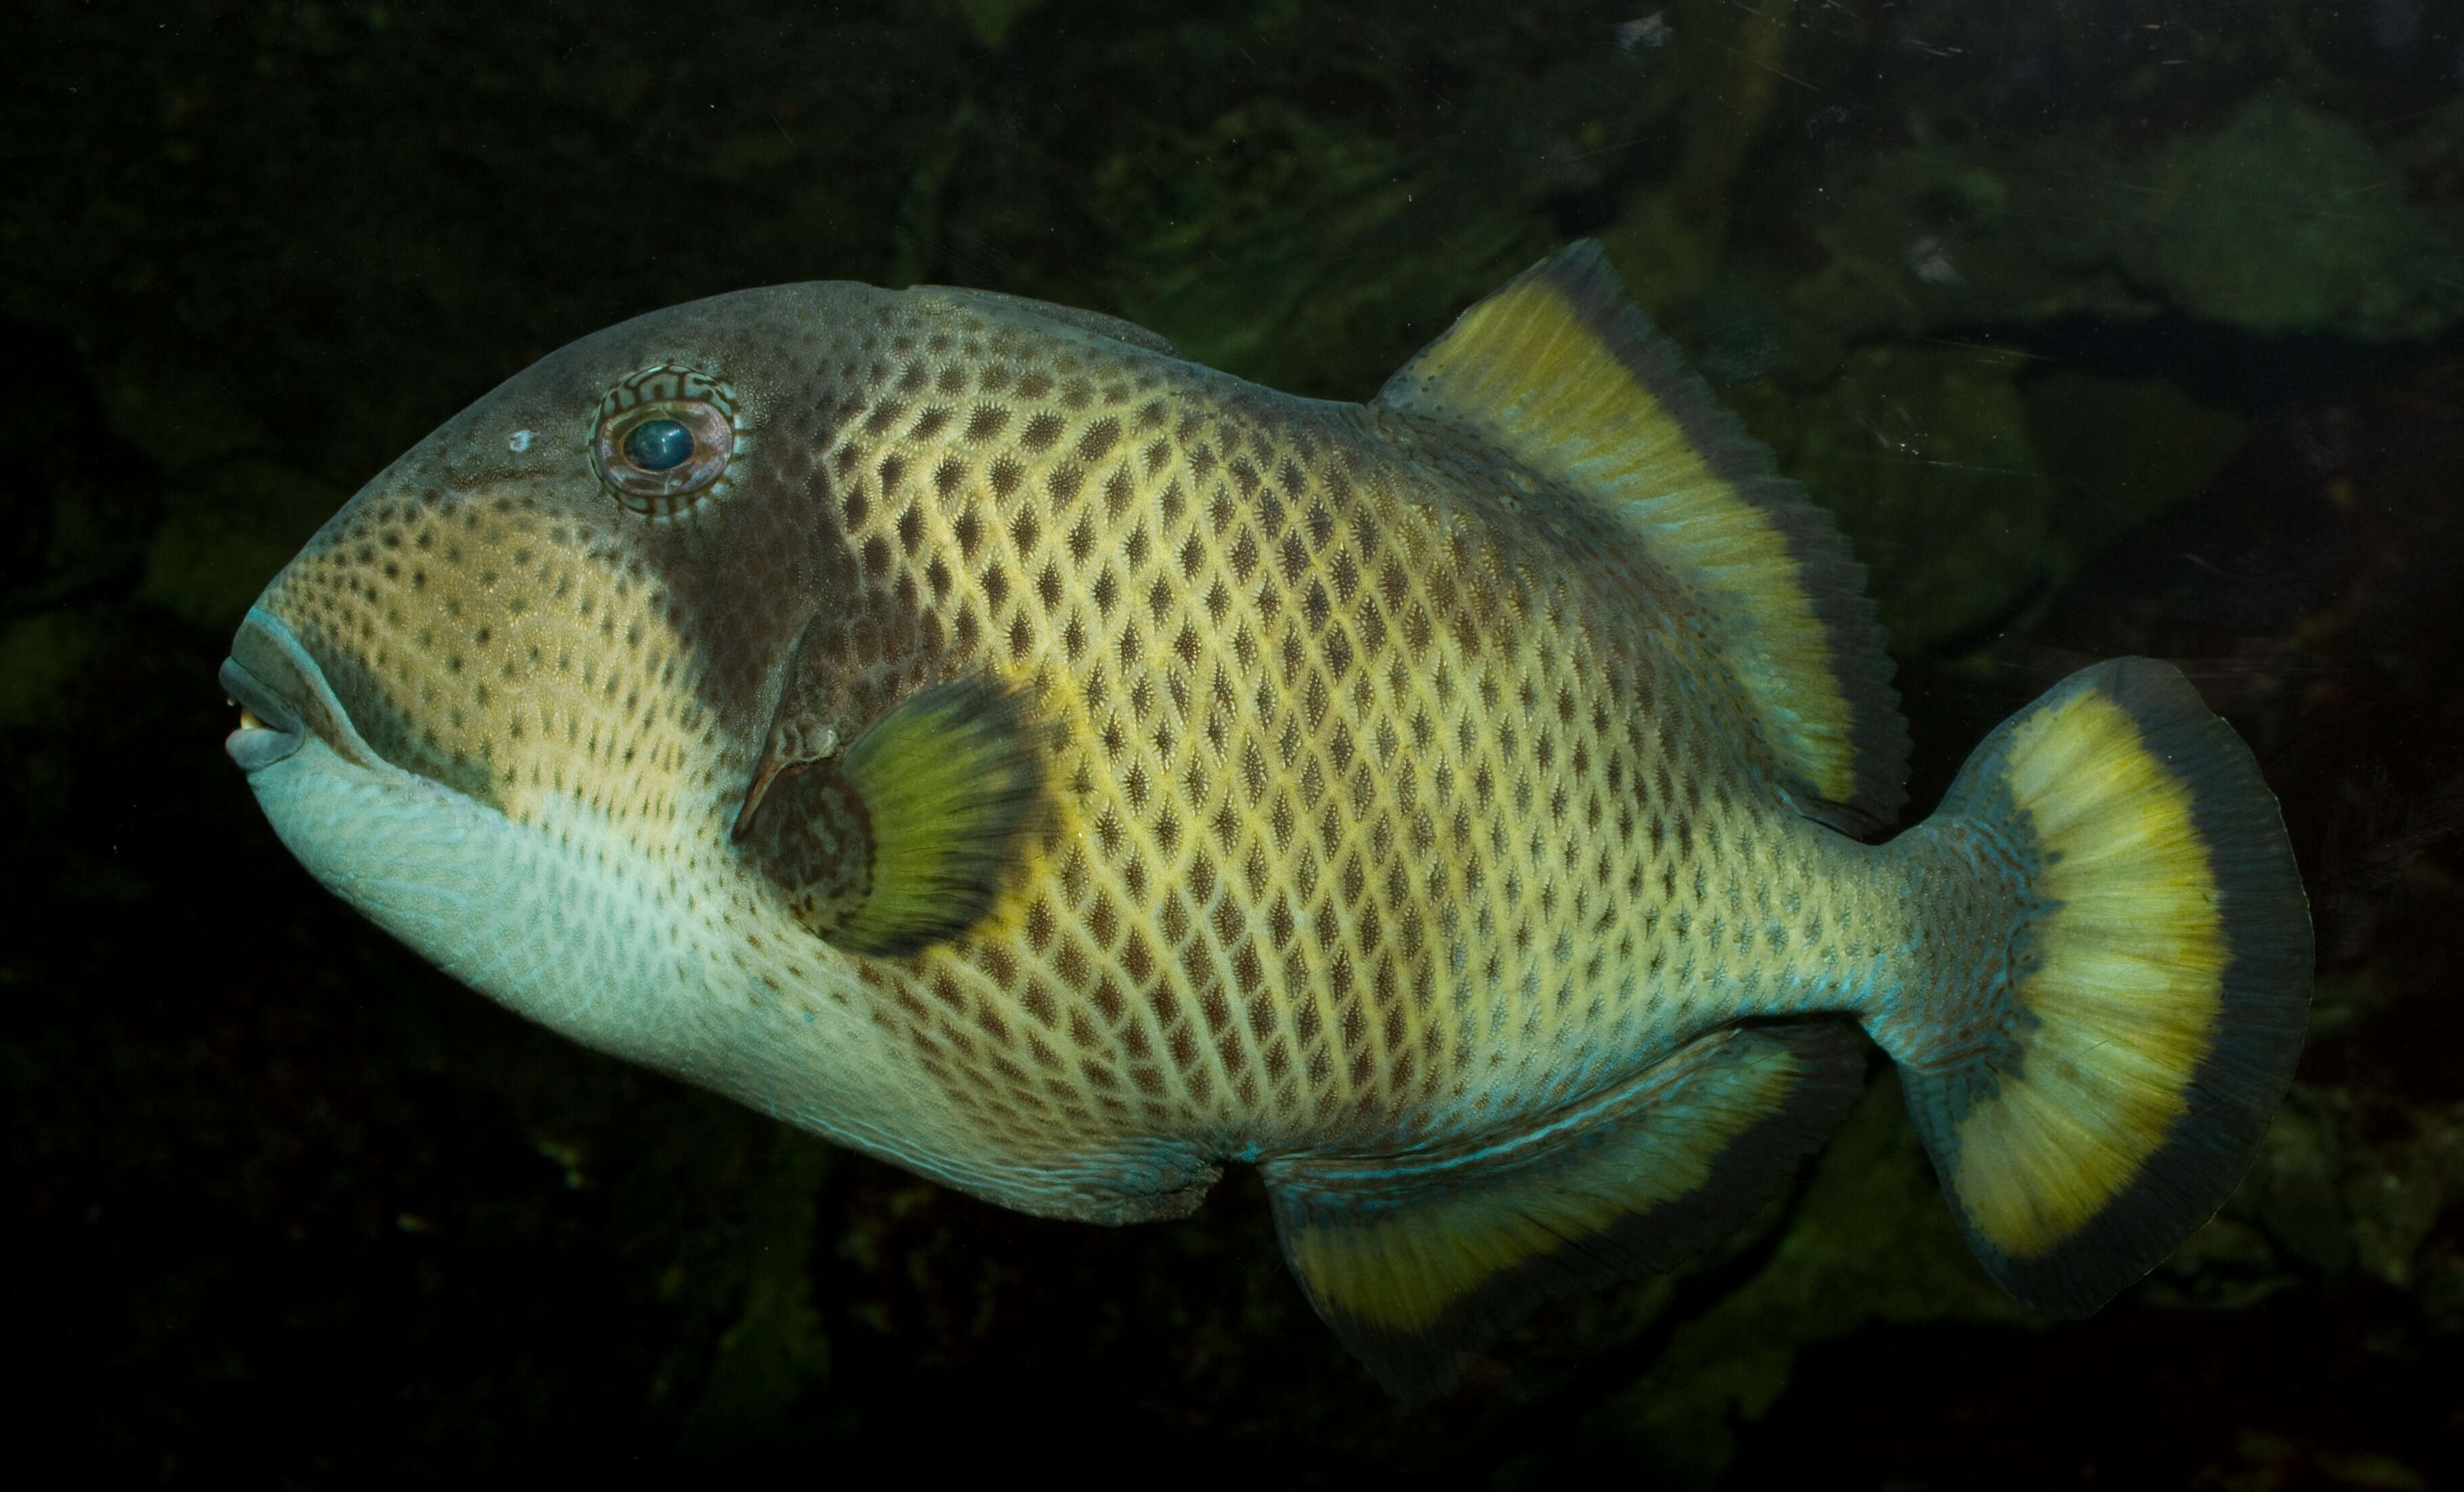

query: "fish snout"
xmin=220 ymin=606 xmax=390 ymax=777
xmin=220 ymin=654 xmax=306 ymax=770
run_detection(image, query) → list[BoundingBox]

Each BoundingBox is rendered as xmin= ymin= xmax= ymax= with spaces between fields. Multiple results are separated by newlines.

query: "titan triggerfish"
xmin=221 ymin=244 xmax=2312 ymax=1393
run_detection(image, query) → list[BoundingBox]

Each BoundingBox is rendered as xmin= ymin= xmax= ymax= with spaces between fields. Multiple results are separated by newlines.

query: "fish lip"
xmin=219 ymin=654 xmax=306 ymax=769
xmin=221 ymin=606 xmax=390 ymax=777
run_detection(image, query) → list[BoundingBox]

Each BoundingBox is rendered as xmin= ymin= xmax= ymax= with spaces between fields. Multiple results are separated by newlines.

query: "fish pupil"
xmin=622 ymin=417 xmax=695 ymax=472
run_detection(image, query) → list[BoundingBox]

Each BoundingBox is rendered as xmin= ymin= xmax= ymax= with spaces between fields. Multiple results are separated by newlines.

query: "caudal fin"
xmin=1888 ymin=658 xmax=2310 ymax=1316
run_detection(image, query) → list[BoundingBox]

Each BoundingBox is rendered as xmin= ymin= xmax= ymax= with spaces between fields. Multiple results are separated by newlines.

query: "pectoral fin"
xmin=1261 ymin=1020 xmax=1867 ymax=1396
xmin=737 ymin=673 xmax=1053 ymax=957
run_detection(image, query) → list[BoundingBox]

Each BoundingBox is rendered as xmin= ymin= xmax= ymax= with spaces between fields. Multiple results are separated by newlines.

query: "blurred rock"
xmin=679 ymin=1135 xmax=836 ymax=1459
xmin=136 ymin=457 xmax=342 ymax=633
xmin=1769 ymin=91 xmax=2464 ymax=367
xmin=2248 ymin=1094 xmax=2358 ymax=1278
xmin=1570 ymin=1071 xmax=2031 ymax=1487
xmin=2343 ymin=1098 xmax=2464 ymax=1292
xmin=0 ymin=323 xmax=159 ymax=618
xmin=0 ymin=608 xmax=114 ymax=734
xmin=2128 ymin=89 xmax=2464 ymax=342
xmin=2021 ymin=371 xmax=2251 ymax=558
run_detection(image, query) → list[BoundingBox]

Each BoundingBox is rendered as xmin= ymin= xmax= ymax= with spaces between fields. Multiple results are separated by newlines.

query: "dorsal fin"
xmin=1373 ymin=242 xmax=1909 ymax=830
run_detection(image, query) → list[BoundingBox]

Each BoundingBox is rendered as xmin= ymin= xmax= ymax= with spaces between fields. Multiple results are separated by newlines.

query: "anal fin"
xmin=1261 ymin=1020 xmax=1866 ymax=1396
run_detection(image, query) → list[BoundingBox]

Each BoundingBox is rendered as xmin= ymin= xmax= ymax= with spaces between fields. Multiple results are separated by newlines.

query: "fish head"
xmin=219 ymin=279 xmax=981 ymax=1131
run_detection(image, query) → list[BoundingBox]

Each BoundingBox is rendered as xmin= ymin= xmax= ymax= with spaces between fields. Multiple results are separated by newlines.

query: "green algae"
xmin=2130 ymin=89 xmax=2464 ymax=342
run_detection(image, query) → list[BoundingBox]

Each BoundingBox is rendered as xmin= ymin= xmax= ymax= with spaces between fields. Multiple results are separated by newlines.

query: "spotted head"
xmin=218 ymin=280 xmax=1166 ymax=1198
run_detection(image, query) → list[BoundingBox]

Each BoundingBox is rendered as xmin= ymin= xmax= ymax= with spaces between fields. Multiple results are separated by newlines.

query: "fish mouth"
xmin=221 ymin=607 xmax=391 ymax=777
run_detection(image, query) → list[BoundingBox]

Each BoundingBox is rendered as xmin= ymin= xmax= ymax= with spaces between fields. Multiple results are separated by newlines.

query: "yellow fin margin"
xmin=1900 ymin=658 xmax=2310 ymax=1317
xmin=1960 ymin=685 xmax=2223 ymax=1253
xmin=1262 ymin=1021 xmax=1865 ymax=1396
xmin=832 ymin=673 xmax=1053 ymax=957
xmin=1374 ymin=242 xmax=1907 ymax=828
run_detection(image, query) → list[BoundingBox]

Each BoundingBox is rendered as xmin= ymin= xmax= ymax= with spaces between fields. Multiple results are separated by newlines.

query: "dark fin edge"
xmin=1380 ymin=241 xmax=1908 ymax=830
xmin=1918 ymin=657 xmax=2312 ymax=1316
xmin=1262 ymin=1020 xmax=1867 ymax=1397
xmin=832 ymin=673 xmax=1055 ymax=958
xmin=1527 ymin=244 xmax=1909 ymax=832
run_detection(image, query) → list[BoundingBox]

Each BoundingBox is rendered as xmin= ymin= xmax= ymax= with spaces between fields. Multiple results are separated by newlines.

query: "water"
xmin=5 ymin=1 xmax=2459 ymax=1483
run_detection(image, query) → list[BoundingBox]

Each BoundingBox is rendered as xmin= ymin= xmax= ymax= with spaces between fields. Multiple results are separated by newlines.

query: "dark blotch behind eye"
xmin=624 ymin=417 xmax=694 ymax=472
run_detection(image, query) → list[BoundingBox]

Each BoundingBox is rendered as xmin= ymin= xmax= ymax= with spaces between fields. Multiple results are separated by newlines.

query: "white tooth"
xmin=239 ymin=708 xmax=267 ymax=731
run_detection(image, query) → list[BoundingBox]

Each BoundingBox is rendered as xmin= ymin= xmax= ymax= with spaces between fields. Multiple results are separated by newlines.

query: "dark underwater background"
xmin=8 ymin=1 xmax=2463 ymax=1485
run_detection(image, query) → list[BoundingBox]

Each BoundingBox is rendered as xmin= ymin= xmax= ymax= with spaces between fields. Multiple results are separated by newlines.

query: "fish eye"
xmin=622 ymin=417 xmax=695 ymax=472
xmin=591 ymin=365 xmax=744 ymax=518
